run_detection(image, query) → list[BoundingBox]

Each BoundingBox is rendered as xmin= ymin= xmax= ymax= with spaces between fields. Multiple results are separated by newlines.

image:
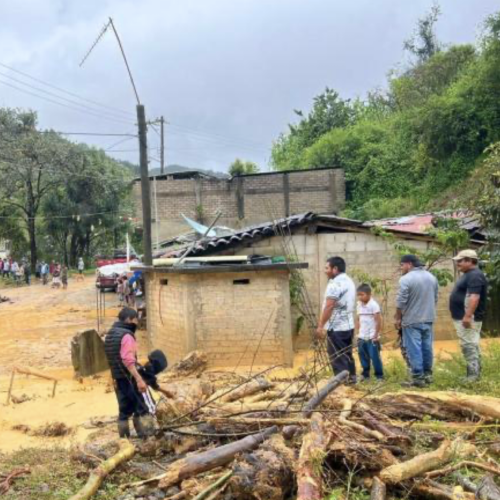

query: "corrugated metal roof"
xmin=163 ymin=212 xmax=360 ymax=257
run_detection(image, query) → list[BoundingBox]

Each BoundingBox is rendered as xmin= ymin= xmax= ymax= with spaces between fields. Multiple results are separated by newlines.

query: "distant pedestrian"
xmin=11 ymin=261 xmax=19 ymax=283
xmin=2 ymin=259 xmax=9 ymax=278
xmin=316 ymin=256 xmax=357 ymax=383
xmin=395 ymin=255 xmax=439 ymax=387
xmin=52 ymin=264 xmax=61 ymax=288
xmin=356 ymin=284 xmax=383 ymax=381
xmin=449 ymin=250 xmax=488 ymax=382
xmin=41 ymin=262 xmax=49 ymax=285
xmin=61 ymin=265 xmax=68 ymax=289
xmin=35 ymin=261 xmax=42 ymax=280
xmin=116 ymin=276 xmax=125 ymax=306
xmin=24 ymin=262 xmax=31 ymax=286
xmin=76 ymin=257 xmax=85 ymax=282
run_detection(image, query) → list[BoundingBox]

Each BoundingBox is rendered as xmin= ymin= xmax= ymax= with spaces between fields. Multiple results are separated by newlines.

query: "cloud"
xmin=0 ymin=0 xmax=498 ymax=172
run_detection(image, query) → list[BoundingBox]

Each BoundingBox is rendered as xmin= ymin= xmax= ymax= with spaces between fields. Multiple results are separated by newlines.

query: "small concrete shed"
xmin=140 ymin=262 xmax=308 ymax=368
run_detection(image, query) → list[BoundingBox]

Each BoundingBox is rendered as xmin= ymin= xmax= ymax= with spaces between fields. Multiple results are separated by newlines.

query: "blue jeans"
xmin=402 ymin=323 xmax=434 ymax=378
xmin=357 ymin=339 xmax=384 ymax=379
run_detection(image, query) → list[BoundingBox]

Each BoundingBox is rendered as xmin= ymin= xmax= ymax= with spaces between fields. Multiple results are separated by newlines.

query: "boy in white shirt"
xmin=355 ymin=284 xmax=384 ymax=380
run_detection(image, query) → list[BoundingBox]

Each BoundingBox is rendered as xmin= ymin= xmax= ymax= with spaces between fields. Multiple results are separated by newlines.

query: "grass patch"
xmin=0 ymin=447 xmax=134 ymax=500
xmin=378 ymin=342 xmax=500 ymax=397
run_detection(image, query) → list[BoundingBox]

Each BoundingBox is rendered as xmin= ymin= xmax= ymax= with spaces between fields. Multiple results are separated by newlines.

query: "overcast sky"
xmin=1 ymin=0 xmax=498 ymax=173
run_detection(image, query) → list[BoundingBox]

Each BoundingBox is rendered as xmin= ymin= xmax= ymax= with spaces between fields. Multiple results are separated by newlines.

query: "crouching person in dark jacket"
xmin=104 ymin=307 xmax=171 ymax=438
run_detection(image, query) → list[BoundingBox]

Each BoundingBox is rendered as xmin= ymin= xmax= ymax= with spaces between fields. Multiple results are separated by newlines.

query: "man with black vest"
xmin=104 ymin=307 xmax=151 ymax=438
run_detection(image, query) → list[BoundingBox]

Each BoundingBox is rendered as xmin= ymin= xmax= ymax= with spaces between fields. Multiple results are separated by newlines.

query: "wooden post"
xmin=6 ymin=369 xmax=15 ymax=405
xmin=52 ymin=380 xmax=58 ymax=398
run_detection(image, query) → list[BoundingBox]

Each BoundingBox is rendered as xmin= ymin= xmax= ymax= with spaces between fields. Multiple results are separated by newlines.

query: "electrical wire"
xmin=0 ymin=61 xmax=135 ymax=119
xmin=0 ymin=69 xmax=135 ymax=124
xmin=0 ymin=78 xmax=134 ymax=126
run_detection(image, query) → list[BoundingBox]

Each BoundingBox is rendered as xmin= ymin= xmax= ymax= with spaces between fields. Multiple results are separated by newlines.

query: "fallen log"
xmin=380 ymin=439 xmax=475 ymax=484
xmin=373 ymin=392 xmax=500 ymax=422
xmin=456 ymin=473 xmax=500 ymax=500
xmin=412 ymin=481 xmax=475 ymax=500
xmin=302 ymin=370 xmax=349 ymax=418
xmin=207 ymin=416 xmax=310 ymax=428
xmin=68 ymin=439 xmax=135 ymax=500
xmin=426 ymin=461 xmax=500 ymax=479
xmin=338 ymin=399 xmax=385 ymax=441
xmin=297 ymin=414 xmax=328 ymax=500
xmin=370 ymin=477 xmax=386 ymax=500
xmin=127 ymin=426 xmax=278 ymax=490
xmin=216 ymin=377 xmax=273 ymax=403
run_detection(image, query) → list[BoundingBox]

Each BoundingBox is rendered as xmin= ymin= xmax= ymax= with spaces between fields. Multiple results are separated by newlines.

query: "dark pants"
xmin=357 ymin=339 xmax=384 ymax=379
xmin=326 ymin=329 xmax=356 ymax=378
xmin=114 ymin=377 xmax=149 ymax=421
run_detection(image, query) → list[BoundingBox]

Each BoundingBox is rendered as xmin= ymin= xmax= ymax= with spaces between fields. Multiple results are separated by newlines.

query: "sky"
xmin=0 ymin=0 xmax=498 ymax=174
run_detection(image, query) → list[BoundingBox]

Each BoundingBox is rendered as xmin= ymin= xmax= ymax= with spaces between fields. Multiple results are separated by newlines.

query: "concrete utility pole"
xmin=160 ymin=116 xmax=165 ymax=175
xmin=137 ymin=104 xmax=153 ymax=265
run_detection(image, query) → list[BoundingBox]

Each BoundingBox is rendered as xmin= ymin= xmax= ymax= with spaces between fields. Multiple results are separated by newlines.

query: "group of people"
xmin=0 ymin=258 xmax=31 ymax=285
xmin=0 ymin=256 xmax=86 ymax=289
xmin=317 ymin=249 xmax=488 ymax=387
xmin=105 ymin=249 xmax=488 ymax=440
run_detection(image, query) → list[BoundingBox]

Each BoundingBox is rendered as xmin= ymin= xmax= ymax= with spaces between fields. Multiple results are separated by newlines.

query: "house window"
xmin=233 ymin=279 xmax=250 ymax=285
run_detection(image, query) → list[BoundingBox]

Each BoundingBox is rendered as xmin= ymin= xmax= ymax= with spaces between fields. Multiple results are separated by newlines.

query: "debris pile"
xmin=72 ymin=351 xmax=500 ymax=500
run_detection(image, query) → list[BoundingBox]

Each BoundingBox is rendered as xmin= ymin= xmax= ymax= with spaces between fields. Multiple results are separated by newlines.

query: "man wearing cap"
xmin=395 ymin=255 xmax=439 ymax=387
xmin=449 ymin=250 xmax=488 ymax=382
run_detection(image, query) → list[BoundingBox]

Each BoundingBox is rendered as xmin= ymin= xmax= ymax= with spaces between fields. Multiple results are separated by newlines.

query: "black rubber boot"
xmin=133 ymin=416 xmax=146 ymax=439
xmin=117 ymin=420 xmax=131 ymax=438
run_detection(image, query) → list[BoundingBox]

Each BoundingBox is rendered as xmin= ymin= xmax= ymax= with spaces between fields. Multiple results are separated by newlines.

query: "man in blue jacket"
xmin=395 ymin=255 xmax=439 ymax=387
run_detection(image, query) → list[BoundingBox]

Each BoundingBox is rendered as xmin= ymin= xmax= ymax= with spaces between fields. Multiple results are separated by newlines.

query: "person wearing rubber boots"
xmin=104 ymin=307 xmax=154 ymax=439
xmin=449 ymin=250 xmax=488 ymax=382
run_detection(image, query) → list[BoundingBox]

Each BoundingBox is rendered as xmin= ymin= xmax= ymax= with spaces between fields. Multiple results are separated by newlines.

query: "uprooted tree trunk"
xmin=129 ymin=426 xmax=278 ymax=491
xmin=380 ymin=439 xmax=475 ymax=484
xmin=296 ymin=414 xmax=329 ymax=500
xmin=68 ymin=439 xmax=135 ymax=500
xmin=227 ymin=434 xmax=295 ymax=500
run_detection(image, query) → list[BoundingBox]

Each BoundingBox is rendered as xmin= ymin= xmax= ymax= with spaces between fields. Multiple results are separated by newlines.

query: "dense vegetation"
xmin=271 ymin=9 xmax=500 ymax=221
xmin=0 ymin=108 xmax=135 ymax=268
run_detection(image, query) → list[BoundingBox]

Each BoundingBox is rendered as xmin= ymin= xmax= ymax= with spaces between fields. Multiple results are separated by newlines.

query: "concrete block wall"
xmin=223 ymin=230 xmax=456 ymax=342
xmin=145 ymin=270 xmax=294 ymax=368
xmin=134 ymin=168 xmax=345 ymax=240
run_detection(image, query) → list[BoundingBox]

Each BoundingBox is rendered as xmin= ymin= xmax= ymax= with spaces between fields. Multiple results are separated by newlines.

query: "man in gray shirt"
xmin=395 ymin=254 xmax=439 ymax=387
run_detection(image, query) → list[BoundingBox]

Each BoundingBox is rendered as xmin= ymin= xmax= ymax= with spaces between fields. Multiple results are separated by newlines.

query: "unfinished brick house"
xmin=133 ymin=167 xmax=345 ymax=240
xmin=162 ymin=213 xmax=486 ymax=344
xmin=140 ymin=262 xmax=307 ymax=367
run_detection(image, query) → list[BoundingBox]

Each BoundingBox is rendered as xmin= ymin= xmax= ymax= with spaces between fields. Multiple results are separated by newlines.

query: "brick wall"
xmin=134 ymin=168 xmax=345 ymax=240
xmin=216 ymin=230 xmax=457 ymax=342
xmin=146 ymin=270 xmax=294 ymax=367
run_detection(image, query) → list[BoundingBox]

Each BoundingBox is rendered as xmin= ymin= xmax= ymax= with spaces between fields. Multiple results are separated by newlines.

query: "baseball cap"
xmin=400 ymin=254 xmax=423 ymax=267
xmin=452 ymin=249 xmax=478 ymax=261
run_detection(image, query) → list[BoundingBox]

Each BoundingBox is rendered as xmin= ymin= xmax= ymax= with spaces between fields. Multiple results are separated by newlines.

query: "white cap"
xmin=452 ymin=249 xmax=478 ymax=261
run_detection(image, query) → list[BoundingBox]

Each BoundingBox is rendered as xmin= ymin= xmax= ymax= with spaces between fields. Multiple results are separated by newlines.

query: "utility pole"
xmin=137 ymin=104 xmax=153 ymax=265
xmin=80 ymin=18 xmax=153 ymax=265
xmin=160 ymin=116 xmax=165 ymax=175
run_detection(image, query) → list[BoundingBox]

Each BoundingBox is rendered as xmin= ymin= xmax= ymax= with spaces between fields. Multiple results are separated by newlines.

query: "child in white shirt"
xmin=356 ymin=284 xmax=384 ymax=380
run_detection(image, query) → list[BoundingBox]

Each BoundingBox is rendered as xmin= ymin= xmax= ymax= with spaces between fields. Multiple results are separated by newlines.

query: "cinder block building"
xmin=133 ymin=167 xmax=345 ymax=240
xmin=161 ymin=213 xmax=487 ymax=344
xmin=141 ymin=262 xmax=307 ymax=367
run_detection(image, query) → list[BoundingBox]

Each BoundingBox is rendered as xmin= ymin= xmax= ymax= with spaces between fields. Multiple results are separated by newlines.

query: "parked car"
xmin=96 ymin=273 xmax=118 ymax=291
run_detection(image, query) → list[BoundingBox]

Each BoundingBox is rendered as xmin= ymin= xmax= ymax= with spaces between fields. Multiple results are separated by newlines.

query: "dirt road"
xmin=0 ymin=278 xmax=120 ymax=374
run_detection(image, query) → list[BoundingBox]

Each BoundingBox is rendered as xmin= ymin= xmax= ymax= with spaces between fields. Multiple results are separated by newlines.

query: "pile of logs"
xmin=72 ymin=351 xmax=500 ymax=500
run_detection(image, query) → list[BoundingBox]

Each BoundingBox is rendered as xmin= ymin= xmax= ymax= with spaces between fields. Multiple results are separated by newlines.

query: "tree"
xmin=404 ymin=3 xmax=443 ymax=63
xmin=229 ymin=159 xmax=259 ymax=176
xmin=0 ymin=109 xmax=76 ymax=268
xmin=42 ymin=145 xmax=134 ymax=265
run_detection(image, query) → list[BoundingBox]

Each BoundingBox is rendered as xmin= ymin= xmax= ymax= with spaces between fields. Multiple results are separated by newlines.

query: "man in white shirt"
xmin=316 ymin=256 xmax=357 ymax=382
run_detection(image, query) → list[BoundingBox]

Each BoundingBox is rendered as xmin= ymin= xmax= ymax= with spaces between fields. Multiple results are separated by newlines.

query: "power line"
xmin=0 ymin=68 xmax=135 ymax=124
xmin=0 ymin=78 xmax=134 ymax=126
xmin=0 ymin=61 xmax=135 ymax=119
